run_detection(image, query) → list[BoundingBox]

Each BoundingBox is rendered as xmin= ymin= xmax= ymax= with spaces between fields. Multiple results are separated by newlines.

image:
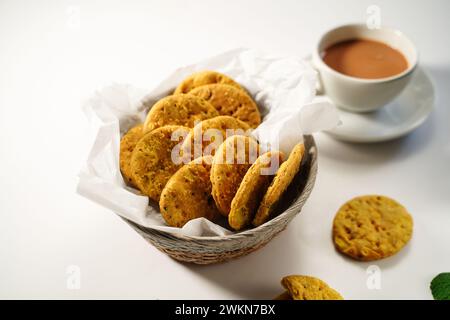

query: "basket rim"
xmin=124 ymin=135 xmax=318 ymax=242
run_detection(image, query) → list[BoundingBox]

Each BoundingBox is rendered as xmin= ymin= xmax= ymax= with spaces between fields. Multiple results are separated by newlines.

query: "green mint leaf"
xmin=430 ymin=273 xmax=450 ymax=300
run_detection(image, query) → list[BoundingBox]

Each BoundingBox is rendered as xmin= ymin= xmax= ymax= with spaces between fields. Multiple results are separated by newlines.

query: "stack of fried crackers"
xmin=119 ymin=71 xmax=306 ymax=231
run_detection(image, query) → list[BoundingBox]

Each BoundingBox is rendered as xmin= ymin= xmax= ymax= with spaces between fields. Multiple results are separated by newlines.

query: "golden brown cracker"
xmin=253 ymin=143 xmax=305 ymax=226
xmin=210 ymin=135 xmax=259 ymax=217
xmin=189 ymin=84 xmax=261 ymax=128
xmin=229 ymin=151 xmax=284 ymax=231
xmin=332 ymin=195 xmax=413 ymax=261
xmin=130 ymin=125 xmax=189 ymax=201
xmin=160 ymin=156 xmax=220 ymax=228
xmin=119 ymin=124 xmax=144 ymax=187
xmin=281 ymin=275 xmax=343 ymax=300
xmin=174 ymin=70 xmax=243 ymax=94
xmin=143 ymin=94 xmax=218 ymax=133
xmin=181 ymin=115 xmax=251 ymax=161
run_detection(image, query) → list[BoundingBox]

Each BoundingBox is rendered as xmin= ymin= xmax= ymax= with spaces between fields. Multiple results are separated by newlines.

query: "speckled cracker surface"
xmin=333 ymin=195 xmax=413 ymax=261
xmin=181 ymin=115 xmax=251 ymax=160
xmin=173 ymin=70 xmax=243 ymax=94
xmin=119 ymin=124 xmax=144 ymax=187
xmin=211 ymin=135 xmax=259 ymax=217
xmin=229 ymin=151 xmax=284 ymax=231
xmin=130 ymin=125 xmax=189 ymax=202
xmin=160 ymin=156 xmax=220 ymax=228
xmin=143 ymin=94 xmax=218 ymax=133
xmin=281 ymin=275 xmax=343 ymax=300
xmin=189 ymin=84 xmax=261 ymax=128
xmin=253 ymin=143 xmax=305 ymax=226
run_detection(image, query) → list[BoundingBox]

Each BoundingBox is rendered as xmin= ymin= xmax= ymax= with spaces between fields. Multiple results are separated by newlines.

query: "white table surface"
xmin=1 ymin=0 xmax=449 ymax=299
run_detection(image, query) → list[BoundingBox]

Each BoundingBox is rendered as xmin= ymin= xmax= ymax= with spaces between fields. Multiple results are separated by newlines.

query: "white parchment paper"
xmin=77 ymin=48 xmax=339 ymax=237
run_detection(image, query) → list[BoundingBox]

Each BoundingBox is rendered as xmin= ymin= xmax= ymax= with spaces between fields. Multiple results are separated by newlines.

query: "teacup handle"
xmin=304 ymin=55 xmax=324 ymax=95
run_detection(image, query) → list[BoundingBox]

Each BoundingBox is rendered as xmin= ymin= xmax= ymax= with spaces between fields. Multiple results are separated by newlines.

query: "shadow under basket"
xmin=124 ymin=135 xmax=318 ymax=264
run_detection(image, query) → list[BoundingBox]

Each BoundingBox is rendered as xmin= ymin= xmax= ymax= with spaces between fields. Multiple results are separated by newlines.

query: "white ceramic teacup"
xmin=312 ymin=24 xmax=418 ymax=113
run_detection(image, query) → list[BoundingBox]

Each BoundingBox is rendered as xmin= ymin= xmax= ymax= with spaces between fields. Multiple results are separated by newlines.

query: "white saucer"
xmin=326 ymin=67 xmax=434 ymax=143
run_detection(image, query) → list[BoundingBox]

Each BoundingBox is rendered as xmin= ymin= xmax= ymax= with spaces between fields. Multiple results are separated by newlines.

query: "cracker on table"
xmin=281 ymin=275 xmax=343 ymax=300
xmin=332 ymin=195 xmax=413 ymax=261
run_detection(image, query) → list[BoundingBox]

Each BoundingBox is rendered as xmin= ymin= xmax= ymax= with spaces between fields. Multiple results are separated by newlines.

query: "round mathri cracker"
xmin=181 ymin=115 xmax=251 ymax=161
xmin=130 ymin=125 xmax=189 ymax=202
xmin=173 ymin=70 xmax=243 ymax=95
xmin=281 ymin=275 xmax=343 ymax=300
xmin=332 ymin=195 xmax=413 ymax=261
xmin=229 ymin=151 xmax=284 ymax=231
xmin=253 ymin=143 xmax=305 ymax=227
xmin=119 ymin=123 xmax=144 ymax=187
xmin=143 ymin=94 xmax=219 ymax=133
xmin=189 ymin=84 xmax=261 ymax=128
xmin=160 ymin=156 xmax=220 ymax=228
xmin=211 ymin=135 xmax=260 ymax=217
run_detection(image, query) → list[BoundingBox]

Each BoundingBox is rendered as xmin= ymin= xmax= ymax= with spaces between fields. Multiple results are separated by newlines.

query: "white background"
xmin=1 ymin=0 xmax=449 ymax=299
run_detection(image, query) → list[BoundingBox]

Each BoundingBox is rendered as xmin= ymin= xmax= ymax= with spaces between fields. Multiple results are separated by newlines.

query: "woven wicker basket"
xmin=124 ymin=135 xmax=317 ymax=264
